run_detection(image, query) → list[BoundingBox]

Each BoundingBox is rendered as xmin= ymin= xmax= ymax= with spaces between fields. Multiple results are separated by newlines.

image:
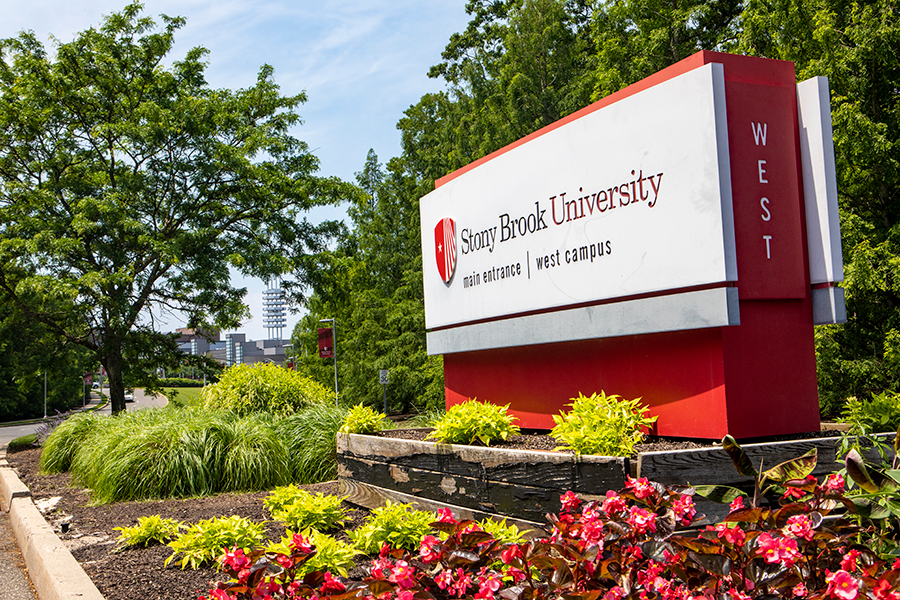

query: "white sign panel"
xmin=421 ymin=63 xmax=736 ymax=330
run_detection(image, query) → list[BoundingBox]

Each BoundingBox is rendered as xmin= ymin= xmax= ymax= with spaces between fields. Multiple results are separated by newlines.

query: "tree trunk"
xmin=104 ymin=348 xmax=126 ymax=415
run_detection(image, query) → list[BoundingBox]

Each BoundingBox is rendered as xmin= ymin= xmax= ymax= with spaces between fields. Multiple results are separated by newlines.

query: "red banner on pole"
xmin=318 ymin=328 xmax=334 ymax=358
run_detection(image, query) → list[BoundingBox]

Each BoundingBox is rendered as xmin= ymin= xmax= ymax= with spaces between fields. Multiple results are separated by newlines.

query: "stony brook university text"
xmin=458 ymin=169 xmax=663 ymax=257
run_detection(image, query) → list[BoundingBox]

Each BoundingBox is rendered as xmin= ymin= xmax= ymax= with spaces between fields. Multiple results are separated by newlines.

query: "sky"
xmin=0 ymin=0 xmax=471 ymax=340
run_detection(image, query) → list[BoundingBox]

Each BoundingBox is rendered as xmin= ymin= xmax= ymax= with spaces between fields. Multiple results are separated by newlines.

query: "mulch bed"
xmin=6 ymin=448 xmax=371 ymax=600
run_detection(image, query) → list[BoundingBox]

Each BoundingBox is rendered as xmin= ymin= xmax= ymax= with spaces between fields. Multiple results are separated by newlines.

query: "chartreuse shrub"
xmin=114 ymin=515 xmax=183 ymax=548
xmin=426 ymin=399 xmax=519 ymax=446
xmin=347 ymin=501 xmax=436 ymax=554
xmin=266 ymin=530 xmax=357 ymax=577
xmin=339 ymin=404 xmax=387 ymax=434
xmin=550 ymin=391 xmax=657 ymax=456
xmin=209 ymin=442 xmax=900 ymax=600
xmin=166 ymin=515 xmax=267 ymax=569
xmin=263 ymin=485 xmax=347 ymax=532
xmin=200 ymin=363 xmax=332 ymax=416
xmin=840 ymin=391 xmax=900 ymax=435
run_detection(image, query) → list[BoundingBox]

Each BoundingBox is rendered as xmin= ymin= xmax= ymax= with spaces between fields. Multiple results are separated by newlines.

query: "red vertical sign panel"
xmin=318 ymin=328 xmax=334 ymax=358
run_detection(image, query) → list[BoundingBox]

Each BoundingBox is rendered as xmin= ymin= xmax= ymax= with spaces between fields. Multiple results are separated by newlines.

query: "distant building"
xmin=206 ymin=333 xmax=289 ymax=367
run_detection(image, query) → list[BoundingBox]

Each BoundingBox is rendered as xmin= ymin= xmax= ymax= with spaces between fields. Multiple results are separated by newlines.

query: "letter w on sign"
xmin=435 ymin=217 xmax=457 ymax=284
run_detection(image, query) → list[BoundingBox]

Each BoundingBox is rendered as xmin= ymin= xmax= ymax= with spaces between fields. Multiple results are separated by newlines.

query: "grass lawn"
xmin=161 ymin=387 xmax=204 ymax=409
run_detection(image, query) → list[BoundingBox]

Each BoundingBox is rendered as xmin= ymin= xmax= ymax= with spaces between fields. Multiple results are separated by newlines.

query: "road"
xmin=0 ymin=387 xmax=168 ymax=447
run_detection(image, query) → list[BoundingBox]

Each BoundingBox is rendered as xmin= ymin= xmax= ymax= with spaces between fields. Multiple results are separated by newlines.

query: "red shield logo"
xmin=434 ymin=217 xmax=457 ymax=284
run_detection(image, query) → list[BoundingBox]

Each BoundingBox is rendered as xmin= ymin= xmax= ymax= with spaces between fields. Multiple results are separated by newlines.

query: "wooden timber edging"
xmin=337 ymin=432 xmax=628 ymax=523
xmin=337 ymin=431 xmax=897 ymax=526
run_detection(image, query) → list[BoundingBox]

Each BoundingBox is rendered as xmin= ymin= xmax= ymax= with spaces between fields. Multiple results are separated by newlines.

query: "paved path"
xmin=0 ymin=388 xmax=169 ymax=600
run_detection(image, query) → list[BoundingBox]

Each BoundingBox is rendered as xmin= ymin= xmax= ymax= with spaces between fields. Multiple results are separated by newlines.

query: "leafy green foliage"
xmin=275 ymin=404 xmax=348 ymax=484
xmin=201 ymin=363 xmax=331 ymax=416
xmin=264 ymin=486 xmax=347 ymax=532
xmin=477 ymin=517 xmax=525 ymax=545
xmin=840 ymin=392 xmax=900 ymax=435
xmin=114 ymin=515 xmax=183 ymax=548
xmin=550 ymin=391 xmax=657 ymax=456
xmin=265 ymin=530 xmax=358 ymax=577
xmin=165 ymin=516 xmax=267 ymax=570
xmin=339 ymin=404 xmax=387 ymax=434
xmin=159 ymin=378 xmax=205 ymax=388
xmin=426 ymin=399 xmax=520 ymax=446
xmin=0 ymin=3 xmax=347 ymax=415
xmin=347 ymin=501 xmax=436 ymax=555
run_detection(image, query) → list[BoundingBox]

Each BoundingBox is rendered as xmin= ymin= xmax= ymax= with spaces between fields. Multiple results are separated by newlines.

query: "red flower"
xmin=602 ymin=490 xmax=627 ymax=515
xmin=626 ymin=476 xmax=655 ymax=499
xmin=320 ymin=572 xmax=346 ymax=595
xmin=841 ymin=550 xmax=861 ymax=572
xmin=436 ymin=508 xmax=457 ymax=523
xmin=290 ymin=533 xmax=313 ymax=554
xmin=223 ymin=546 xmax=252 ymax=571
xmin=501 ymin=544 xmax=524 ymax=565
xmin=419 ymin=535 xmax=442 ymax=564
xmin=560 ymin=491 xmax=581 ymax=512
xmin=626 ymin=506 xmax=657 ymax=535
xmin=729 ymin=496 xmax=745 ymax=512
xmin=784 ymin=515 xmax=814 ymax=541
xmin=826 ymin=569 xmax=860 ymax=600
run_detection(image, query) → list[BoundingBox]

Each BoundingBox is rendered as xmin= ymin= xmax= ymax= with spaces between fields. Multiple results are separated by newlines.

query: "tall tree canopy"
xmin=294 ymin=0 xmax=900 ymax=418
xmin=0 ymin=3 xmax=347 ymax=413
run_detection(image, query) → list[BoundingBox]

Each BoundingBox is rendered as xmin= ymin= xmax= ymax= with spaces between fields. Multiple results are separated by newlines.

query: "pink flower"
xmin=560 ymin=491 xmax=581 ymax=512
xmin=435 ymin=569 xmax=453 ymax=590
xmin=793 ymin=582 xmax=808 ymax=597
xmin=223 ymin=546 xmax=252 ymax=571
xmin=873 ymin=578 xmax=900 ymax=600
xmin=207 ymin=590 xmax=232 ymax=600
xmin=824 ymin=473 xmax=846 ymax=492
xmin=756 ymin=533 xmax=800 ymax=566
xmin=626 ymin=476 xmax=655 ymax=499
xmin=782 ymin=486 xmax=806 ymax=500
xmin=711 ymin=522 xmax=746 ymax=546
xmin=626 ymin=506 xmax=657 ymax=535
xmin=419 ymin=535 xmax=442 ymax=563
xmin=604 ymin=587 xmax=625 ymax=600
xmin=398 ymin=591 xmax=415 ymax=600
xmin=275 ymin=554 xmax=292 ymax=569
xmin=388 ymin=560 xmax=417 ymax=589
xmin=506 ymin=566 xmax=526 ymax=583
xmin=254 ymin=580 xmax=283 ymax=600
xmin=729 ymin=496 xmax=745 ymax=512
xmin=474 ymin=573 xmax=502 ymax=600
xmin=826 ymin=570 xmax=860 ymax=600
xmin=672 ymin=494 xmax=696 ymax=525
xmin=320 ymin=572 xmax=346 ymax=595
xmin=729 ymin=589 xmax=752 ymax=600
xmin=784 ymin=514 xmax=814 ymax=541
xmin=451 ymin=568 xmax=472 ymax=597
xmin=290 ymin=533 xmax=313 ymax=553
xmin=501 ymin=544 xmax=523 ymax=565
xmin=602 ymin=490 xmax=627 ymax=515
xmin=437 ymin=508 xmax=457 ymax=523
xmin=841 ymin=549 xmax=861 ymax=572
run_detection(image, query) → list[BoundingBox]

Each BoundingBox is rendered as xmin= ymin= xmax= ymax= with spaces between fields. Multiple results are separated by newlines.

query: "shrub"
xmin=8 ymin=434 xmax=36 ymax=452
xmin=275 ymin=404 xmax=347 ymax=484
xmin=426 ymin=399 xmax=519 ymax=446
xmin=339 ymin=404 xmax=386 ymax=434
xmin=166 ymin=515 xmax=267 ymax=569
xmin=840 ymin=391 xmax=900 ymax=435
xmin=200 ymin=363 xmax=332 ymax=416
xmin=265 ymin=530 xmax=357 ymax=577
xmin=477 ymin=517 xmax=525 ymax=544
xmin=114 ymin=515 xmax=183 ymax=548
xmin=264 ymin=486 xmax=347 ymax=532
xmin=40 ymin=412 xmax=105 ymax=473
xmin=550 ymin=391 xmax=657 ymax=456
xmin=347 ymin=501 xmax=436 ymax=555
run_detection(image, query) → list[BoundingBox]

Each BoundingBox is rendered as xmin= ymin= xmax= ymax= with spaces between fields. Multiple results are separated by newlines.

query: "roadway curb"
xmin=0 ymin=450 xmax=104 ymax=600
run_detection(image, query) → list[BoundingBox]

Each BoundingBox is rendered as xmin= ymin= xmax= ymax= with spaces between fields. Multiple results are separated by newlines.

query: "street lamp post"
xmin=319 ymin=318 xmax=338 ymax=406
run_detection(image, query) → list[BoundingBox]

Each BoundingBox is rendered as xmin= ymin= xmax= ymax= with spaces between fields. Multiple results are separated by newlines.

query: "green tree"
xmin=734 ymin=0 xmax=900 ymax=414
xmin=0 ymin=4 xmax=347 ymax=414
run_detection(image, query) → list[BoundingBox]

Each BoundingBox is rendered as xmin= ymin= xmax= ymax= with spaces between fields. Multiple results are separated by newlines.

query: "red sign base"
xmin=445 ymin=295 xmax=819 ymax=439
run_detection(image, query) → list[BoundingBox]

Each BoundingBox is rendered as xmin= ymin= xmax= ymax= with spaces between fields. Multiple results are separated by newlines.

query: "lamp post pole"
xmin=319 ymin=318 xmax=338 ymax=406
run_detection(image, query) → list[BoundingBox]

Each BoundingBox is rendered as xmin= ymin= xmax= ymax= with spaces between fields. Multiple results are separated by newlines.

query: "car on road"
xmin=124 ymin=390 xmax=134 ymax=403
xmin=91 ymin=382 xmax=101 ymax=390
